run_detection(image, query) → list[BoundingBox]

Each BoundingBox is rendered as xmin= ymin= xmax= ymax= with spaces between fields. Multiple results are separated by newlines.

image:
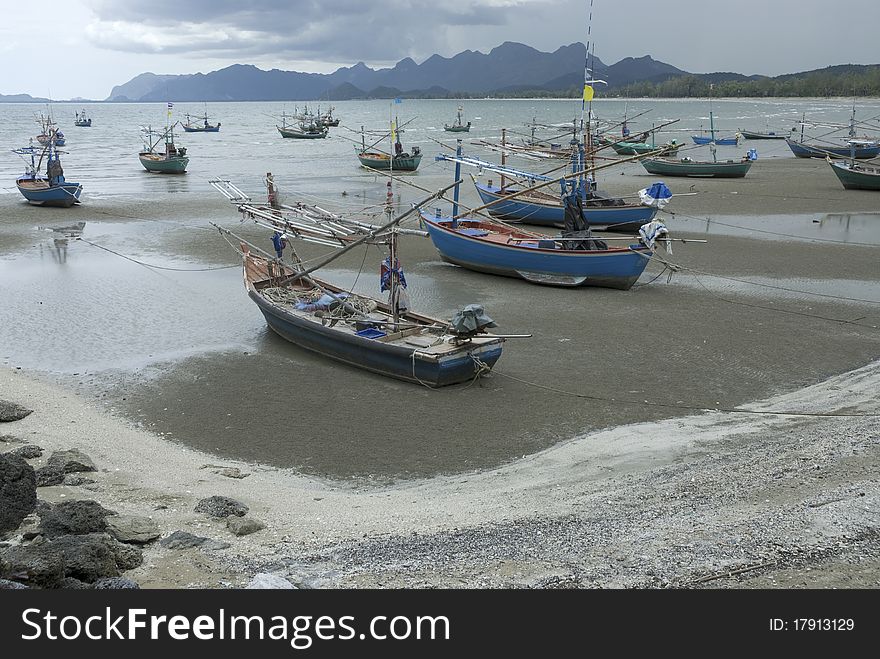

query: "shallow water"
xmin=1 ymin=98 xmax=878 ymax=481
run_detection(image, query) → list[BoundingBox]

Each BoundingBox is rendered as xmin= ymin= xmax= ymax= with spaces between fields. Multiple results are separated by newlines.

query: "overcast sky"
xmin=3 ymin=0 xmax=879 ymax=99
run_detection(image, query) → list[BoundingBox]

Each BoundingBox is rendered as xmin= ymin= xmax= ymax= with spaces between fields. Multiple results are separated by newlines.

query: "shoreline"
xmin=2 ymin=359 xmax=878 ymax=588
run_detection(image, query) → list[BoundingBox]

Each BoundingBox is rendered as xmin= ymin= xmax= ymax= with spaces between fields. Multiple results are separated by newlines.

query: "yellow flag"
xmin=391 ymin=120 xmax=397 ymax=143
xmin=583 ymin=84 xmax=594 ymax=101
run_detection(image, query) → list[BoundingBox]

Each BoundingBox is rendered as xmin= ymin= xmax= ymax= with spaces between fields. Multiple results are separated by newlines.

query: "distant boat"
xmin=740 ymin=129 xmax=789 ymax=140
xmin=182 ymin=110 xmax=220 ymax=132
xmin=36 ymin=113 xmax=65 ymax=146
xmin=317 ymin=106 xmax=340 ymax=127
xmin=74 ymin=110 xmax=92 ymax=127
xmin=640 ymin=153 xmax=754 ymax=178
xmin=444 ymin=106 xmax=471 ymax=132
xmin=139 ymin=123 xmax=189 ymax=173
xmin=12 ymin=136 xmax=82 ymax=207
xmin=691 ymin=107 xmax=739 ymax=146
xmin=826 ymin=157 xmax=880 ymax=191
xmin=277 ymin=112 xmax=328 ymax=139
xmin=610 ymin=139 xmax=679 ymax=157
xmin=355 ymin=118 xmax=421 ymax=171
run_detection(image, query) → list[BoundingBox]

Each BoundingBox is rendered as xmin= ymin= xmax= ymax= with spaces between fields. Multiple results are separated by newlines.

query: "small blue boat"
xmin=13 ymin=137 xmax=82 ymax=208
xmin=691 ymin=135 xmax=738 ymax=146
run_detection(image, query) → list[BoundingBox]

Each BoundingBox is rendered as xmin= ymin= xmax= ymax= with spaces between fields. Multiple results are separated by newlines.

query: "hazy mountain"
xmin=107 ymin=73 xmax=183 ymax=102
xmin=0 ymin=93 xmax=51 ymax=103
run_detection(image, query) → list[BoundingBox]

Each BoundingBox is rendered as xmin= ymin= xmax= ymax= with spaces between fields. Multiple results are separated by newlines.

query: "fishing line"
xmin=489 ymin=369 xmax=880 ymax=418
xmin=79 ymin=238 xmax=237 ymax=272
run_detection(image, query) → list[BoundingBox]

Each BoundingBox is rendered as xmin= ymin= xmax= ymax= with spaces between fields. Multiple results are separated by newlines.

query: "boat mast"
xmin=385 ymin=179 xmax=399 ymax=325
xmin=500 ymin=127 xmax=507 ymax=191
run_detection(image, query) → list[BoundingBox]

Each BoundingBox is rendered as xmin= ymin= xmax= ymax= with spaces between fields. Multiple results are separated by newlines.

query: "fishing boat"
xmin=355 ymin=118 xmax=421 ymax=171
xmin=740 ymin=129 xmax=789 ymax=140
xmin=182 ymin=110 xmax=220 ymax=132
xmin=139 ymin=124 xmax=189 ymax=173
xmin=444 ymin=106 xmax=471 ymax=132
xmin=691 ymin=111 xmax=739 ymax=145
xmin=440 ymin=141 xmax=667 ymax=231
xmin=12 ymin=135 xmax=82 ymax=207
xmin=826 ymin=156 xmax=880 ymax=191
xmin=786 ymin=107 xmax=880 ymax=159
xmin=610 ymin=138 xmax=679 ymax=157
xmin=640 ymin=151 xmax=755 ymax=178
xmin=277 ymin=112 xmax=328 ymax=139
xmin=36 ymin=114 xmax=65 ymax=146
xmin=74 ymin=110 xmax=92 ymax=127
xmin=210 ymin=176 xmax=512 ymax=386
xmin=317 ymin=106 xmax=340 ymax=127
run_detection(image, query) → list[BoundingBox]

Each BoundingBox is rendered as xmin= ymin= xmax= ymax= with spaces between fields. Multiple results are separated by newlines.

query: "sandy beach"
xmin=2 ymin=134 xmax=879 ymax=588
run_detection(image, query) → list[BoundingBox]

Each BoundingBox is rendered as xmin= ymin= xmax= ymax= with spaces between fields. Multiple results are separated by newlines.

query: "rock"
xmin=57 ymin=577 xmax=92 ymax=589
xmin=0 ymin=542 xmax=65 ymax=588
xmin=194 ymin=496 xmax=248 ymax=518
xmin=94 ymin=577 xmax=140 ymax=589
xmin=0 ymin=578 xmax=29 ymax=589
xmin=34 ymin=500 xmax=53 ymax=517
xmin=226 ymin=516 xmax=266 ymax=537
xmin=0 ymin=453 xmax=37 ymax=534
xmin=35 ymin=465 xmax=65 ymax=487
xmin=0 ymin=400 xmax=33 ymax=422
xmin=109 ymin=541 xmax=144 ymax=571
xmin=6 ymin=445 xmax=43 ymax=459
xmin=47 ymin=449 xmax=97 ymax=474
xmin=50 ymin=534 xmax=119 ymax=583
xmin=106 ymin=515 xmax=160 ymax=544
xmin=41 ymin=500 xmax=115 ymax=538
xmin=159 ymin=530 xmax=230 ymax=551
xmin=246 ymin=573 xmax=296 ymax=589
xmin=63 ymin=475 xmax=97 ymax=487
xmin=201 ymin=464 xmax=250 ymax=479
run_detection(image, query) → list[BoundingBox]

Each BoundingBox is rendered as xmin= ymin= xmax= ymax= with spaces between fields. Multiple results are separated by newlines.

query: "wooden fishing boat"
xmin=36 ymin=113 xmax=65 ymax=146
xmin=610 ymin=139 xmax=680 ymax=157
xmin=13 ymin=137 xmax=82 ymax=207
xmin=355 ymin=117 xmax=421 ymax=170
xmin=740 ymin=129 xmax=788 ymax=140
xmin=74 ymin=110 xmax=92 ymax=127
xmin=640 ymin=155 xmax=753 ymax=178
xmin=691 ymin=111 xmax=739 ymax=145
xmin=444 ymin=106 xmax=471 ymax=132
xmin=277 ymin=112 xmax=328 ymax=139
xmin=139 ymin=124 xmax=189 ymax=173
xmin=211 ymin=176 xmax=510 ymax=386
xmin=785 ymin=138 xmax=880 ymax=160
xmin=182 ymin=111 xmax=220 ymax=132
xmin=827 ymin=157 xmax=880 ymax=191
xmin=317 ymin=106 xmax=340 ymax=127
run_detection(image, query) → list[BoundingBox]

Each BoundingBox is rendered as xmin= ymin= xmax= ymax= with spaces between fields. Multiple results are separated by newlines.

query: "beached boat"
xmin=691 ymin=111 xmax=739 ymax=145
xmin=355 ymin=118 xmax=421 ymax=170
xmin=12 ymin=136 xmax=82 ymax=207
xmin=610 ymin=139 xmax=680 ymax=157
xmin=826 ymin=157 xmax=880 ymax=191
xmin=182 ymin=111 xmax=220 ymax=132
xmin=210 ymin=176 xmax=511 ymax=386
xmin=641 ymin=153 xmax=754 ymax=178
xmin=444 ymin=106 xmax=471 ymax=132
xmin=139 ymin=123 xmax=189 ymax=173
xmin=785 ymin=138 xmax=880 ymax=160
xmin=740 ymin=129 xmax=789 ymax=140
xmin=74 ymin=110 xmax=92 ymax=127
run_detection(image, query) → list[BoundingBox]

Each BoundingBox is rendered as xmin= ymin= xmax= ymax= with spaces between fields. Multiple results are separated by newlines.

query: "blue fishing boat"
xmin=12 ymin=136 xmax=82 ymax=207
xmin=210 ymin=175 xmax=514 ymax=386
xmin=691 ymin=111 xmax=739 ymax=145
xmin=785 ymin=138 xmax=880 ymax=160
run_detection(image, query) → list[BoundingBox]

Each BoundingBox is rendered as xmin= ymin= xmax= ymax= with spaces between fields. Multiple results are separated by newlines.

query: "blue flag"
xmin=394 ymin=97 xmax=402 ymax=104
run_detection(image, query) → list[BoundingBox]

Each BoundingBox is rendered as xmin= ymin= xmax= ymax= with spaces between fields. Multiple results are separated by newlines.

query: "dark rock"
xmin=0 ymin=542 xmax=65 ymax=588
xmin=0 ymin=578 xmax=29 ymax=589
xmin=109 ymin=541 xmax=143 ymax=571
xmin=106 ymin=515 xmax=160 ymax=544
xmin=0 ymin=400 xmax=33 ymax=422
xmin=50 ymin=534 xmax=119 ymax=583
xmin=57 ymin=577 xmax=92 ymax=589
xmin=226 ymin=516 xmax=266 ymax=537
xmin=194 ymin=495 xmax=248 ymax=518
xmin=94 ymin=577 xmax=140 ymax=589
xmin=0 ymin=453 xmax=37 ymax=534
xmin=47 ymin=449 xmax=97 ymax=474
xmin=63 ymin=475 xmax=97 ymax=487
xmin=41 ymin=499 xmax=115 ymax=538
xmin=6 ymin=445 xmax=43 ymax=459
xmin=159 ymin=530 xmax=230 ymax=551
xmin=35 ymin=465 xmax=65 ymax=487
xmin=35 ymin=500 xmax=53 ymax=517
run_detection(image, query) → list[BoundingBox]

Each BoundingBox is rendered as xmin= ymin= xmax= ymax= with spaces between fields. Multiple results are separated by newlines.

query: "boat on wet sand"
xmin=827 ymin=157 xmax=880 ymax=191
xmin=13 ymin=135 xmax=82 ymax=207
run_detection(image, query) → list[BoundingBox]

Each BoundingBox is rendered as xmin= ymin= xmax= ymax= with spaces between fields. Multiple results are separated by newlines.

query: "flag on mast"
xmin=583 ymin=84 xmax=594 ymax=101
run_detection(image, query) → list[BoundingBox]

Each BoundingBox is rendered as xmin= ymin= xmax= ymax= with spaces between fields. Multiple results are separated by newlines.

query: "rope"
xmin=489 ymin=369 xmax=880 ymax=418
xmin=80 ymin=239 xmax=238 ymax=272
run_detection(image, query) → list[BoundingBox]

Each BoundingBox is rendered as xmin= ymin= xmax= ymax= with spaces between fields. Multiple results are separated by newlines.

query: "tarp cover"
xmin=450 ymin=304 xmax=497 ymax=334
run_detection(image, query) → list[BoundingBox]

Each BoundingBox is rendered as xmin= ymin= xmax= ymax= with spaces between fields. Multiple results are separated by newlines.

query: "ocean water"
xmin=1 ymin=97 xmax=878 ymax=480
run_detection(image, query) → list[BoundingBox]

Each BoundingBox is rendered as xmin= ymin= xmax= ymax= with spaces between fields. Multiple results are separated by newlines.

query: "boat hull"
xmin=16 ymin=178 xmax=82 ymax=207
xmin=741 ymin=130 xmax=786 ymax=139
xmin=183 ymin=126 xmax=220 ymax=132
xmin=474 ymin=182 xmax=657 ymax=230
xmin=828 ymin=160 xmax=880 ymax=191
xmin=422 ymin=215 xmax=651 ymax=289
xmin=357 ymin=151 xmax=422 ymax=171
xmin=786 ymin=139 xmax=880 ymax=159
xmin=691 ymin=136 xmax=738 ymax=145
xmin=641 ymin=158 xmax=752 ymax=178
xmin=138 ymin=153 xmax=189 ymax=173
xmin=278 ymin=126 xmax=327 ymax=138
xmin=250 ymin=290 xmax=502 ymax=387
xmin=444 ymin=125 xmax=470 ymax=132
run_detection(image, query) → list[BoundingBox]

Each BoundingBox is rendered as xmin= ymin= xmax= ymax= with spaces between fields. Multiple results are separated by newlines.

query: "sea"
xmin=1 ymin=97 xmax=878 ymax=481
